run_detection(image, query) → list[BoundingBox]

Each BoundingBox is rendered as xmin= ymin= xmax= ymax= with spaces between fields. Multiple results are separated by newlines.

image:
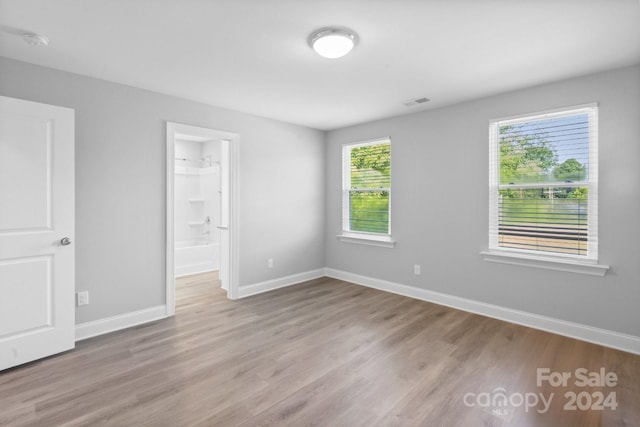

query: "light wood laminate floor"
xmin=1 ymin=272 xmax=639 ymax=426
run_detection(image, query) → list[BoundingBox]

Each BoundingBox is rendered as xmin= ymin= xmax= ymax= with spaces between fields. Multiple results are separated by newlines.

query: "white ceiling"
xmin=1 ymin=0 xmax=638 ymax=131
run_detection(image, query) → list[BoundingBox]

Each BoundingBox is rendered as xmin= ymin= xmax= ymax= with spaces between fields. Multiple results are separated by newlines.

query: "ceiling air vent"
xmin=403 ymin=97 xmax=431 ymax=107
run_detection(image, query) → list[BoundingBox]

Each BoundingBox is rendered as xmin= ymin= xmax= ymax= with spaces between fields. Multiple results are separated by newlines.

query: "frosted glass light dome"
xmin=309 ymin=27 xmax=358 ymax=59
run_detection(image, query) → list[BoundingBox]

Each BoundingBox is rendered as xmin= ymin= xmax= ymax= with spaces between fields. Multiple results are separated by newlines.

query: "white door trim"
xmin=165 ymin=122 xmax=240 ymax=316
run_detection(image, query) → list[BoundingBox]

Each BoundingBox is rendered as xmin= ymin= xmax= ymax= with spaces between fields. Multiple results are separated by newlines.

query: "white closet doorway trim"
xmin=166 ymin=122 xmax=240 ymax=315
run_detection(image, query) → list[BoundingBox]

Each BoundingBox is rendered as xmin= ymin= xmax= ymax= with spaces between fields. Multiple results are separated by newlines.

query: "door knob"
xmin=60 ymin=237 xmax=72 ymax=246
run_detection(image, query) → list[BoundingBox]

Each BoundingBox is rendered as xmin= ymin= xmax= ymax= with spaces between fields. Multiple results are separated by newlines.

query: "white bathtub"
xmin=175 ymin=239 xmax=219 ymax=277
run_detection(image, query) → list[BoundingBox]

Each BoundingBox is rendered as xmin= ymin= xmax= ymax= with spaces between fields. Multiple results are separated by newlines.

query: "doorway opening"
xmin=174 ymin=137 xmax=221 ymax=276
xmin=166 ymin=122 xmax=239 ymax=316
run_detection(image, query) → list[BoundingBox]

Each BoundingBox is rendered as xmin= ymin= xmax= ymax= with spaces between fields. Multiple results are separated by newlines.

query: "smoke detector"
xmin=403 ymin=97 xmax=431 ymax=107
xmin=22 ymin=33 xmax=49 ymax=47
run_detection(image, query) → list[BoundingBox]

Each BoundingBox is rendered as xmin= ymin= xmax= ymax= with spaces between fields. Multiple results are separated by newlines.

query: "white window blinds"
xmin=489 ymin=104 xmax=598 ymax=258
xmin=342 ymin=138 xmax=391 ymax=235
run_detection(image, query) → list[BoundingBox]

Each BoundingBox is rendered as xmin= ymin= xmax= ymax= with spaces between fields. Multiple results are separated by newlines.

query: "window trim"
xmin=339 ymin=137 xmax=394 ymax=247
xmin=337 ymin=231 xmax=396 ymax=248
xmin=480 ymin=250 xmax=609 ymax=276
xmin=485 ymin=103 xmax=609 ymax=275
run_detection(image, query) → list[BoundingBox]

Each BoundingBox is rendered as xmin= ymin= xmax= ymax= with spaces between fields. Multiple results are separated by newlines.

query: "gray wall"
xmin=325 ymin=65 xmax=640 ymax=337
xmin=2 ymin=55 xmax=638 ymax=339
xmin=0 ymin=57 xmax=326 ymax=324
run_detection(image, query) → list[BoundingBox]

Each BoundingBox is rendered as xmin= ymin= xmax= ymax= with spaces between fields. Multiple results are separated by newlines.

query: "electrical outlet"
xmin=414 ymin=264 xmax=421 ymax=275
xmin=268 ymin=258 xmax=274 ymax=269
xmin=77 ymin=291 xmax=89 ymax=306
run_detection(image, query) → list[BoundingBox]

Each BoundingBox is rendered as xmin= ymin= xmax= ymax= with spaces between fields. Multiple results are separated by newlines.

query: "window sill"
xmin=337 ymin=232 xmax=396 ymax=248
xmin=481 ymin=250 xmax=609 ymax=276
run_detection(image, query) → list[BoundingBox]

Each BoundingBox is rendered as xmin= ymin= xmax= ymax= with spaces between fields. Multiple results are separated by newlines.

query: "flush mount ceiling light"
xmin=308 ymin=27 xmax=358 ymax=59
xmin=22 ymin=32 xmax=49 ymax=47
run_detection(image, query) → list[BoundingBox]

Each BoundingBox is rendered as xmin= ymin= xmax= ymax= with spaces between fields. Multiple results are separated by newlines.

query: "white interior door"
xmin=0 ymin=96 xmax=75 ymax=371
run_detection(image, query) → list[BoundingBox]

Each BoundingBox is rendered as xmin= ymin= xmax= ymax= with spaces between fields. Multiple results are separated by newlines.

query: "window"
xmin=341 ymin=138 xmax=392 ymax=245
xmin=488 ymin=104 xmax=599 ymax=262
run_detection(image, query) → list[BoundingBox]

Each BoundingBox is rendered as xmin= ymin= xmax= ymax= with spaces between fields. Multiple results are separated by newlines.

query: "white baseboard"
xmin=237 ymin=268 xmax=326 ymax=299
xmin=75 ymin=305 xmax=168 ymax=342
xmin=73 ymin=269 xmax=640 ymax=355
xmin=325 ymin=268 xmax=640 ymax=355
xmin=73 ymin=268 xmax=326 ymax=341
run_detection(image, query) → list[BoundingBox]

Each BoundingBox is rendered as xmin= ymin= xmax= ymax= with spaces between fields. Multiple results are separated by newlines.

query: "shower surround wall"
xmin=174 ymin=139 xmax=221 ymax=276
